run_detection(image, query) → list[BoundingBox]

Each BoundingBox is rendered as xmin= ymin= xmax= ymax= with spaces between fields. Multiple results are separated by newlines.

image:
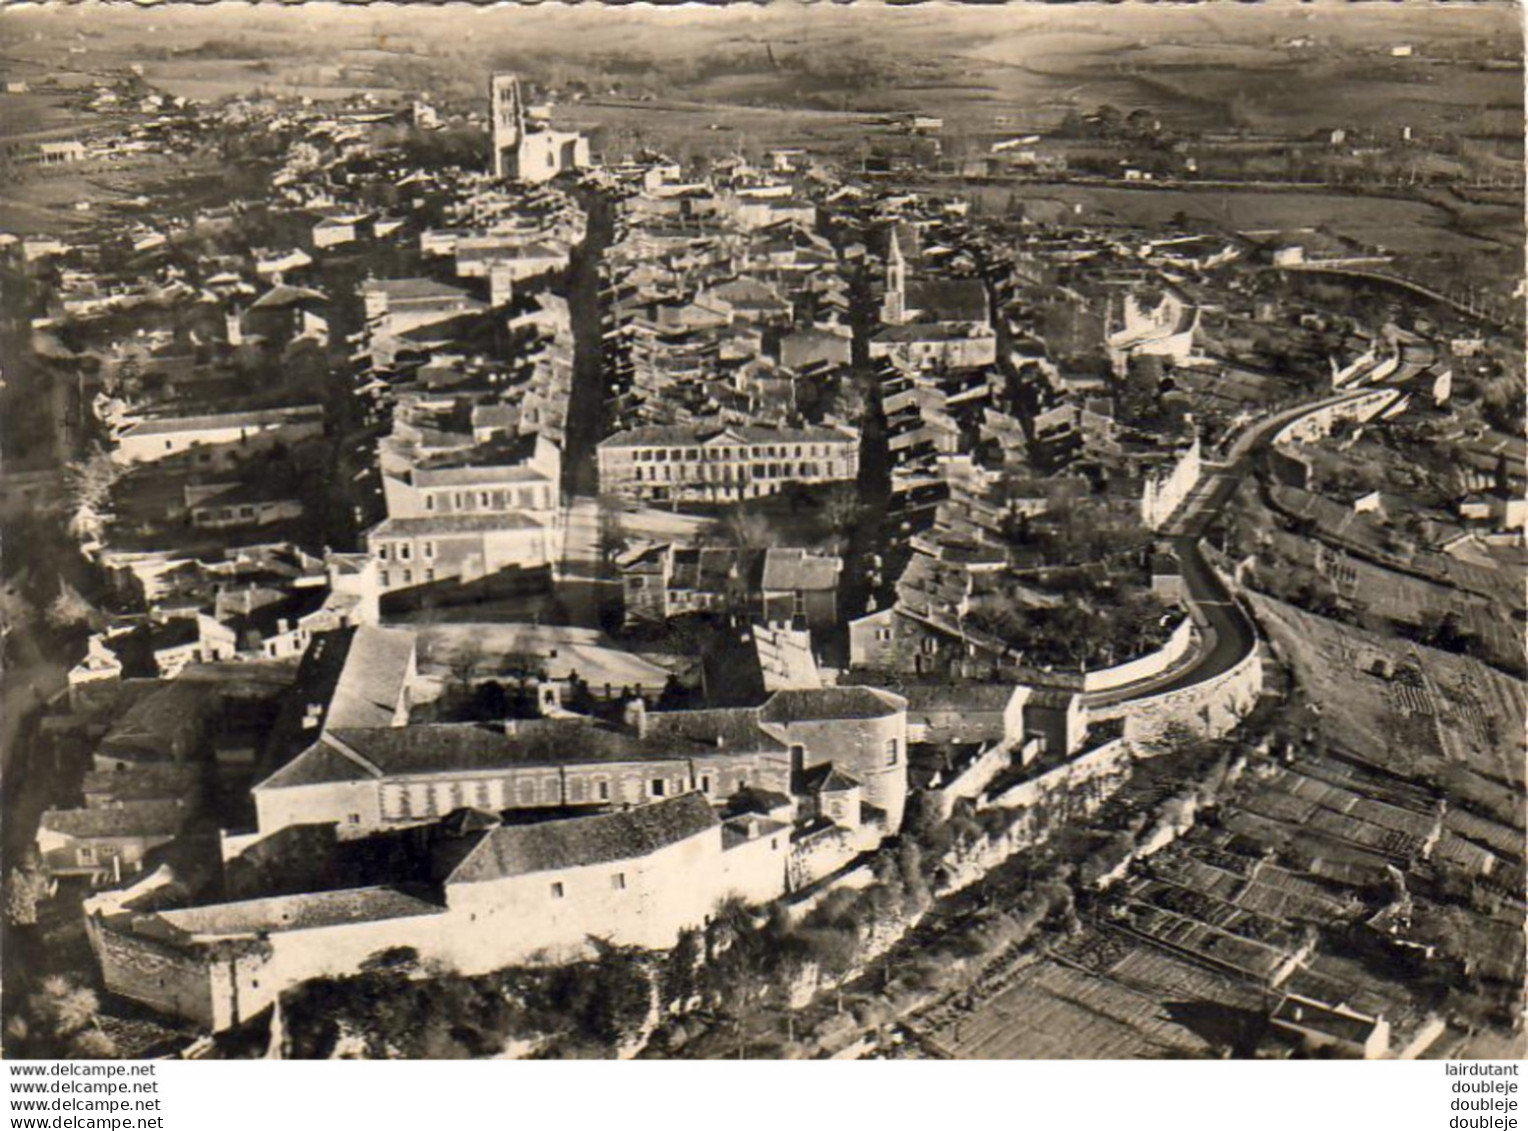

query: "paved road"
xmin=1085 ymin=390 xmax=1373 ymax=709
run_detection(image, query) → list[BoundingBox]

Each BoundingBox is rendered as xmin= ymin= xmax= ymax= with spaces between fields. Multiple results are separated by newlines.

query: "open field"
xmin=3 ymin=3 xmax=1517 ymax=135
xmin=968 ymin=182 xmax=1516 ymax=259
xmin=1250 ymin=592 xmax=1526 ymax=821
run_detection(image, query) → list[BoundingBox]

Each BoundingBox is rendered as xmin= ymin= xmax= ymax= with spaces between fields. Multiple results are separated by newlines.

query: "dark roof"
xmin=40 ymin=799 xmax=190 ymax=840
xmin=642 ymin=708 xmax=786 ymax=754
xmin=759 ymin=687 xmax=905 ymax=724
xmin=804 ymin=763 xmax=861 ymax=793
xmin=81 ymin=764 xmax=203 ymax=804
xmin=908 ymin=278 xmax=989 ymax=323
xmin=264 ymin=714 xmax=744 ymax=789
xmin=326 ymin=626 xmax=416 ymax=730
xmin=367 ymin=513 xmax=544 ymax=536
xmin=154 ymin=886 xmax=443 ymax=937
xmin=447 ymin=793 xmax=719 ymax=884
xmin=256 ymin=738 xmax=376 ymax=790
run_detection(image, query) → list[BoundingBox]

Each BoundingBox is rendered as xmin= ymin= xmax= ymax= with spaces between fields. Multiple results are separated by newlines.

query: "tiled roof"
xmin=41 ymin=799 xmax=189 ymax=840
xmin=256 ymin=738 xmax=376 ymax=790
xmin=804 ymin=764 xmax=861 ymax=793
xmin=81 ymin=764 xmax=203 ymax=804
xmin=367 ymin=513 xmax=544 ymax=536
xmin=363 ymin=278 xmax=473 ymax=301
xmin=599 ymin=422 xmax=855 ymax=449
xmin=760 ymin=547 xmax=840 ymax=592
xmin=263 ymin=715 xmax=735 ymax=787
xmin=154 ymin=886 xmax=444 ymax=937
xmin=411 ymin=464 xmax=547 ymax=487
xmin=758 ymin=686 xmax=905 ymax=723
xmin=897 ymin=683 xmax=1021 ymax=712
xmin=121 ymin=405 xmax=323 ymax=438
xmin=326 ymin=625 xmax=416 ymax=730
xmin=248 ymin=284 xmax=327 ymax=311
xmin=447 ymin=793 xmax=718 ymax=884
xmin=641 ymin=708 xmax=786 ymax=754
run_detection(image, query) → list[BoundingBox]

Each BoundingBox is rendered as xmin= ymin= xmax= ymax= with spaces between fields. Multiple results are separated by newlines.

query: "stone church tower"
xmin=881 ymin=229 xmax=908 ymax=325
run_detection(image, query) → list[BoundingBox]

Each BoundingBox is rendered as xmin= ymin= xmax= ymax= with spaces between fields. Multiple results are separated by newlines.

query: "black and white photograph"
xmin=0 ymin=0 xmax=1522 ymax=1089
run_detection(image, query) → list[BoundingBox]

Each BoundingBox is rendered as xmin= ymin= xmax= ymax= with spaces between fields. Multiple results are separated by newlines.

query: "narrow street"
xmin=561 ymin=184 xmax=617 ymax=500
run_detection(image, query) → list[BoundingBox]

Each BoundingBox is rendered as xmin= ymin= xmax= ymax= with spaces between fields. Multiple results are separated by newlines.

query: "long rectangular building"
xmin=597 ymin=422 xmax=859 ymax=504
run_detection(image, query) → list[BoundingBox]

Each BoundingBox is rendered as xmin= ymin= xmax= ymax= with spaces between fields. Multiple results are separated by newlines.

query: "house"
xmin=252 ymin=247 xmax=314 ymax=281
xmin=93 ymin=681 xmax=214 ymax=771
xmin=849 ymin=604 xmax=1012 ymax=681
xmin=619 ymin=544 xmax=841 ymax=630
xmin=362 ymin=278 xmax=485 ymax=339
xmin=36 ymin=800 xmax=192 ymax=882
xmin=186 ymin=481 xmax=305 ymax=530
xmin=251 ymin=685 xmax=907 ymax=837
xmin=112 ymin=405 xmax=325 ymax=465
xmin=68 ymin=634 xmax=125 ymax=710
xmin=85 ymin=793 xmax=782 ymax=1032
xmin=38 ymin=140 xmax=87 ymax=165
xmin=363 ymin=512 xmax=555 ymax=591
xmin=898 ymin=683 xmax=1030 ymax=747
xmin=597 ymin=422 xmax=859 ymax=504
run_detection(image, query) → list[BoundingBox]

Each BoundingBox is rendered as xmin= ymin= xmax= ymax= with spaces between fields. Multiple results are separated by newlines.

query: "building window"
xmin=347 ymin=812 xmax=362 ymax=824
xmin=79 ymin=846 xmax=93 ymax=862
xmin=611 ymin=872 xmax=627 ymax=891
xmin=377 ymin=544 xmax=390 ymax=561
xmin=701 ymin=775 xmax=711 ymax=793
xmin=885 ymin=738 xmax=899 ymax=767
xmin=597 ymin=781 xmax=609 ymax=801
xmin=422 ymin=542 xmax=435 ymax=560
xmin=651 ymin=779 xmax=666 ymax=797
xmin=399 ymin=542 xmax=411 ymax=560
xmin=379 ymin=570 xmax=390 ymax=587
xmin=425 ymin=494 xmax=436 ymax=511
xmin=550 ymin=882 xmax=565 ymax=900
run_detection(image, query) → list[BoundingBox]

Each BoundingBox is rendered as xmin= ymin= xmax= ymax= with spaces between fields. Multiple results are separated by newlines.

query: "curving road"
xmin=1083 ymin=390 xmax=1374 ymax=709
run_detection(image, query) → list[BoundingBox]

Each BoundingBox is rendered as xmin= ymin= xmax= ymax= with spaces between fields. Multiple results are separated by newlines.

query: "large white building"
xmin=597 ymin=423 xmax=859 ymax=504
xmin=112 ymin=405 xmax=325 ymax=465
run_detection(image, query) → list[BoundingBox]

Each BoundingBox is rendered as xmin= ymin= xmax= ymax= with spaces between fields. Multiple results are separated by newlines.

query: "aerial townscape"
xmin=0 ymin=3 xmax=1522 ymax=1064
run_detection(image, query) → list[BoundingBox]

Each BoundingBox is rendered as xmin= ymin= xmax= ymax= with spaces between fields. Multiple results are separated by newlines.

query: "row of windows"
xmin=379 ymin=772 xmax=718 ymax=819
xmin=423 ymin=487 xmax=548 ymax=513
xmin=624 ymin=443 xmax=846 ymax=463
xmin=625 ymin=462 xmax=839 ymax=484
xmin=376 ymin=540 xmax=441 ymax=562
xmin=379 ymin=568 xmax=435 ymax=588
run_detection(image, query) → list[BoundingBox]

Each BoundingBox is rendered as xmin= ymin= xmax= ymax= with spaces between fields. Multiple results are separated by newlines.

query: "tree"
xmin=46 ymin=582 xmax=95 ymax=631
xmin=4 ymin=866 xmax=49 ymax=927
xmin=28 ymin=977 xmax=100 ymax=1040
xmin=64 ymin=446 xmax=123 ymax=517
xmin=724 ymin=510 xmax=773 ymax=551
xmin=820 ymin=485 xmax=864 ymax=538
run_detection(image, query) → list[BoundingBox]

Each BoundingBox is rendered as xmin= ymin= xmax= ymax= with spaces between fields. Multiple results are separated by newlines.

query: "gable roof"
xmin=153 ymin=886 xmax=443 ymax=938
xmin=759 ymin=547 xmax=840 ymax=592
xmin=758 ymin=686 xmax=905 ymax=724
xmin=326 ymin=626 xmax=416 ymax=731
xmin=447 ymin=793 xmax=718 ymax=884
xmin=40 ymin=799 xmax=190 ymax=840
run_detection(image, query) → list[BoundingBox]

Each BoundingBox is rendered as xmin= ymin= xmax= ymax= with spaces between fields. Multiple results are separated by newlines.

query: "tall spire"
xmin=882 ymin=228 xmax=907 ymax=325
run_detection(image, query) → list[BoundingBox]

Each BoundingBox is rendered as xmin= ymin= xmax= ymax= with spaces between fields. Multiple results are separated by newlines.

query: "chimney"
xmin=622 ymin=697 xmax=647 ymax=738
